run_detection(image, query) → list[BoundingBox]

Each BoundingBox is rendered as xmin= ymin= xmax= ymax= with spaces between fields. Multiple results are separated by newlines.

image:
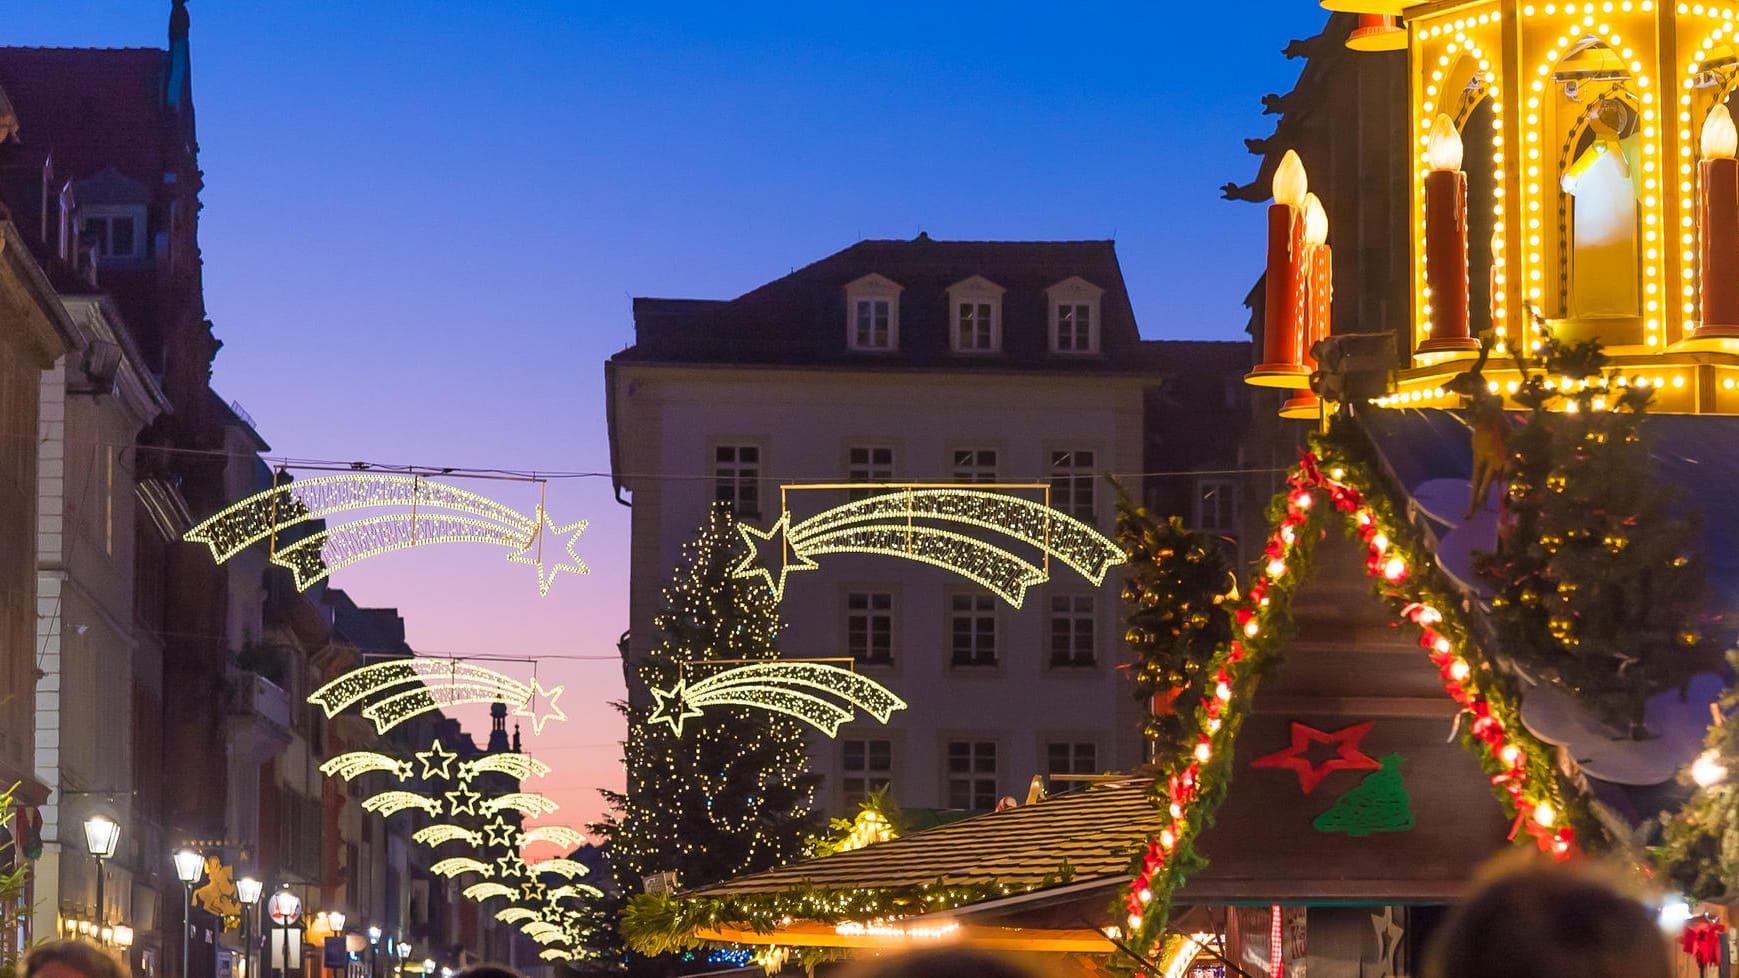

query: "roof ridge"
xmin=0 ymin=45 xmax=166 ymax=53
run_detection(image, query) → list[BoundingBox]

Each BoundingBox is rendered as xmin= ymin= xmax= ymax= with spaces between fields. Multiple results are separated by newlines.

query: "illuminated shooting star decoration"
xmin=430 ymin=857 xmax=492 ymax=878
xmin=527 ymin=931 xmax=567 ymax=946
xmin=538 ymin=950 xmax=575 ymax=963
xmin=648 ymin=661 xmax=907 ymax=737
xmin=521 ymin=826 xmax=587 ymax=849
xmin=528 ymin=859 xmax=588 ymax=879
xmin=319 ymin=752 xmax=411 ymax=781
xmin=547 ymin=883 xmax=606 ymax=900
xmin=460 ymin=753 xmax=551 ymax=781
xmin=480 ymin=793 xmax=561 ymax=817
xmin=307 ymin=659 xmax=564 ymax=736
xmin=734 ymin=487 xmax=1124 ymax=607
xmin=361 ymin=791 xmax=442 ymax=817
xmin=495 ymin=909 xmax=539 ymax=925
xmin=411 ymin=825 xmax=482 ymax=847
xmin=462 ymin=882 xmax=517 ymax=902
xmin=183 ymin=473 xmax=588 ymax=595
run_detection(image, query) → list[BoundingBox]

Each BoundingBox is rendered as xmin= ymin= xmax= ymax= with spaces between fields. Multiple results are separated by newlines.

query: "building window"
xmin=1050 ymin=450 xmax=1096 ymax=520
xmin=1046 ymin=742 xmax=1097 ymax=777
xmin=80 ymin=210 xmax=143 ymax=260
xmin=951 ymin=449 xmax=998 ymax=484
xmin=848 ymin=445 xmax=894 ymax=482
xmin=845 ymin=274 xmax=903 ymax=351
xmin=847 ymin=591 xmax=894 ymax=665
xmin=1049 ymin=595 xmax=1096 ymax=667
xmin=1047 ymin=277 xmax=1103 ymax=354
xmin=955 ymin=303 xmax=996 ymax=351
xmin=842 ymin=739 xmax=892 ymax=808
xmin=854 ymin=299 xmax=892 ymax=350
xmin=714 ymin=444 xmax=760 ymax=517
xmin=950 ymin=595 xmax=997 ymax=667
xmin=1056 ymin=304 xmax=1093 ymax=351
xmin=947 ymin=741 xmax=998 ymax=811
xmin=1196 ymin=478 xmax=1239 ymax=535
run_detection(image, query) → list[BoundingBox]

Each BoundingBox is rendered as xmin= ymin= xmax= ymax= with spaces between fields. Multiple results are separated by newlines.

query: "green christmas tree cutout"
xmin=1313 ymin=754 xmax=1415 ymax=837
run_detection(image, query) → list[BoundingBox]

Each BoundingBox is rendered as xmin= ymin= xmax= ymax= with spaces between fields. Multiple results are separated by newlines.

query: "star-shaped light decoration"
xmin=513 ymin=679 xmax=567 ymax=736
xmin=647 ymin=678 xmax=705 ymax=736
xmin=1250 ymin=720 xmax=1381 ymax=794
xmin=507 ymin=506 xmax=590 ymax=596
xmin=483 ymin=816 xmax=520 ymax=848
xmin=417 ymin=740 xmax=458 ymax=780
xmin=520 ymin=878 xmax=547 ymax=902
xmin=496 ymin=851 xmax=527 ymax=878
xmin=731 ymin=512 xmax=817 ymax=601
xmin=444 ymin=784 xmax=484 ymax=816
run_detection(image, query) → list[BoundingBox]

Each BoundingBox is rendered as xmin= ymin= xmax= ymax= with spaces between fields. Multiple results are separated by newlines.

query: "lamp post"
xmin=173 ymin=849 xmax=205 ymax=978
xmin=82 ymin=815 xmax=120 ymax=932
xmin=237 ymin=877 xmax=263 ymax=978
xmin=367 ymin=926 xmax=380 ymax=978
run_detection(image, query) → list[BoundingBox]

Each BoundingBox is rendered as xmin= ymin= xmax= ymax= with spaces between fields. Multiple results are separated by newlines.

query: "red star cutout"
xmin=1151 ymin=687 xmax=1184 ymax=717
xmin=1251 ymin=721 xmax=1380 ymax=794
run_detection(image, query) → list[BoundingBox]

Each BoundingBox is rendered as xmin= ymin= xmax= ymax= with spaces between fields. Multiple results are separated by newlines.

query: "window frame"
xmin=1044 ymin=740 xmax=1099 ymax=778
xmin=845 ymin=274 xmax=904 ymax=353
xmin=947 ymin=276 xmax=1005 ymax=354
xmin=1048 ymin=448 xmax=1098 ymax=522
xmin=950 ymin=447 xmax=1000 ymax=484
xmin=844 ymin=588 xmax=896 ymax=667
xmin=944 ymin=738 xmax=1000 ymax=811
xmin=841 ymin=738 xmax=893 ymax=809
xmin=1195 ymin=477 xmax=1240 ymax=535
xmin=1047 ymin=594 xmax=1097 ymax=668
xmin=712 ymin=441 xmax=763 ymax=519
xmin=948 ymin=593 xmax=999 ymax=668
xmin=77 ymin=205 xmax=147 ymax=261
xmin=1045 ymin=276 xmax=1104 ymax=355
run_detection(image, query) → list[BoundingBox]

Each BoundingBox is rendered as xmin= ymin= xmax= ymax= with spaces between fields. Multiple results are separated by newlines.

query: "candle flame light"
xmin=1704 ymin=105 xmax=1737 ymax=162
xmin=1273 ymin=149 xmax=1308 ymax=208
xmin=1426 ymin=113 xmax=1464 ymax=172
xmin=1302 ymin=193 xmax=1329 ymax=247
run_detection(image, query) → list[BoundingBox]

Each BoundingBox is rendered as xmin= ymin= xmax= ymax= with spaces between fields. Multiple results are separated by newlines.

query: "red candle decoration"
xmin=1419 ymin=114 xmax=1480 ymax=356
xmin=1248 ymin=150 xmax=1313 ymax=389
xmin=1696 ymin=104 xmax=1739 ymax=339
xmin=1282 ymin=194 xmax=1332 ymax=418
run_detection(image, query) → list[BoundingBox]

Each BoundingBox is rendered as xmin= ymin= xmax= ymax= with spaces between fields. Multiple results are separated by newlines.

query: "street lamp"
xmin=173 ymin=849 xmax=205 ymax=978
xmin=237 ymin=877 xmax=263 ymax=978
xmin=367 ymin=926 xmax=381 ymax=978
xmin=82 ymin=815 xmax=120 ymax=931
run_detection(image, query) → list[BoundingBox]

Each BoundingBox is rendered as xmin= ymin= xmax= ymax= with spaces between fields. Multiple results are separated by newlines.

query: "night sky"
xmin=10 ymin=1 xmax=1330 ymax=831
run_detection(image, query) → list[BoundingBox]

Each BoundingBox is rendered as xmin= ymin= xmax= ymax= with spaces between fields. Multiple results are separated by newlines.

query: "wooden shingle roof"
xmin=688 ymin=779 xmax=1155 ymax=897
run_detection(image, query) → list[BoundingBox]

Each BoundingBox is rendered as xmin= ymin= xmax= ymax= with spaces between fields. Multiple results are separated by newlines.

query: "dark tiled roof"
xmin=687 ymin=779 xmax=1153 ymax=896
xmin=617 ymin=237 xmax=1166 ymax=373
xmin=0 ymin=48 xmax=170 ymax=188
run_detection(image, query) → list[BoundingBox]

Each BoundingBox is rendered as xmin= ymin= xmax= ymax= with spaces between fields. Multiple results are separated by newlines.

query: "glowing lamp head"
xmin=1692 ymin=750 xmax=1728 ymax=788
xmin=1273 ymin=149 xmax=1308 ymax=208
xmin=82 ymin=815 xmax=120 ymax=859
xmin=1426 ymin=113 xmax=1464 ymax=172
xmin=172 ymin=848 xmax=204 ymax=884
xmin=1302 ymin=193 xmax=1329 ymax=247
xmin=1704 ymin=104 xmax=1738 ymax=161
xmin=237 ymin=876 xmax=264 ymax=906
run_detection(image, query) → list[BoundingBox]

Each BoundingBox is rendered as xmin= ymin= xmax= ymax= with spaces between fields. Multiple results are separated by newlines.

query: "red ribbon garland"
xmin=1680 ymin=919 xmax=1726 ymax=968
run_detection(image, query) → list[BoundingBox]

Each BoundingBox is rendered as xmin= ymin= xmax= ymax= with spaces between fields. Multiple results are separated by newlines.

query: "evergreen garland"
xmin=1472 ymin=330 xmax=1723 ymax=735
xmin=593 ymin=505 xmax=822 ymax=966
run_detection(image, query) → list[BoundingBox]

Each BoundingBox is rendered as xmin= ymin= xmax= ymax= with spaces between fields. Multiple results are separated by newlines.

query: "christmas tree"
xmin=1473 ymin=328 xmax=1721 ymax=736
xmin=1115 ymin=484 xmax=1235 ymax=754
xmin=1312 ymin=754 xmax=1414 ymax=837
xmin=595 ymin=503 xmax=822 ymax=898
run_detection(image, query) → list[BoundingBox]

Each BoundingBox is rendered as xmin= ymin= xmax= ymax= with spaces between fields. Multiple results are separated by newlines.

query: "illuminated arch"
xmin=1676 ymin=20 xmax=1739 ymax=338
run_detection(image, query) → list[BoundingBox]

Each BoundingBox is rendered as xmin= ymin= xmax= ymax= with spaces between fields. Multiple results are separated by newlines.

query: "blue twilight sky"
xmin=9 ymin=1 xmax=1328 ymax=829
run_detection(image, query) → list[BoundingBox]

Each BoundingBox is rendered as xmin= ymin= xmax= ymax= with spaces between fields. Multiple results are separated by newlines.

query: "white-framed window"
xmin=947 ymin=740 xmax=998 ymax=810
xmin=1046 ymin=276 xmax=1104 ymax=354
xmin=846 ymin=591 xmax=894 ymax=665
xmin=950 ymin=594 xmax=997 ymax=667
xmin=1050 ymin=449 xmax=1097 ymax=521
xmin=847 ymin=445 xmax=894 ymax=482
xmin=79 ymin=206 xmax=146 ymax=260
xmin=714 ymin=444 xmax=760 ymax=517
xmin=842 ymin=739 xmax=892 ymax=808
xmin=1046 ymin=741 xmax=1097 ymax=777
xmin=1196 ymin=478 xmax=1239 ymax=535
xmin=951 ymin=448 xmax=998 ymax=484
xmin=948 ymin=275 xmax=1004 ymax=353
xmin=1048 ymin=595 xmax=1096 ymax=667
xmin=845 ymin=274 xmax=903 ymax=352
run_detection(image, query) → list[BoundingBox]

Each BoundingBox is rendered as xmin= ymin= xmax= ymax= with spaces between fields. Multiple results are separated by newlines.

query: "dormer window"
xmin=80 ymin=208 xmax=144 ymax=260
xmin=1046 ymin=277 xmax=1104 ymax=355
xmin=844 ymin=274 xmax=903 ymax=352
xmin=948 ymin=276 xmax=1004 ymax=353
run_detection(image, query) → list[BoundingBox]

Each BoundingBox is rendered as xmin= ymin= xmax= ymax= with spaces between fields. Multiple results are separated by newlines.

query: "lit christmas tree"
xmin=1312 ymin=754 xmax=1415 ymax=838
xmin=596 ymin=504 xmax=821 ymax=896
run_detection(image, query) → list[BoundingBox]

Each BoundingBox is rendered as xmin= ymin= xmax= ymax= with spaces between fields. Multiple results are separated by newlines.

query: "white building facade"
xmin=607 ymin=238 xmax=1169 ymax=817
